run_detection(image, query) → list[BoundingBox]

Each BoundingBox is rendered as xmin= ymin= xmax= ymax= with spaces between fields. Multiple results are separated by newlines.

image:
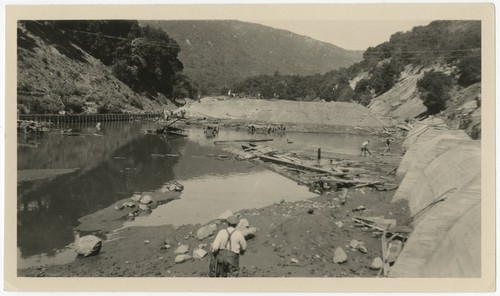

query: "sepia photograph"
xmin=3 ymin=3 xmax=495 ymax=292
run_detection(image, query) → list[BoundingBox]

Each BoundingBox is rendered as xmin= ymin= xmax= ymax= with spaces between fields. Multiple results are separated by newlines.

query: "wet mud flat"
xmin=18 ymin=128 xmax=411 ymax=277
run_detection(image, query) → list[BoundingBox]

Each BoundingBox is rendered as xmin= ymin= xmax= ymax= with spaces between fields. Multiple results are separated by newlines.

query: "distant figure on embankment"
xmin=360 ymin=140 xmax=372 ymax=157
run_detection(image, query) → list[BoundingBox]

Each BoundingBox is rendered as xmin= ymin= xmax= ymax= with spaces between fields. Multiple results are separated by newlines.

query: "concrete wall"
xmin=389 ymin=118 xmax=481 ymax=278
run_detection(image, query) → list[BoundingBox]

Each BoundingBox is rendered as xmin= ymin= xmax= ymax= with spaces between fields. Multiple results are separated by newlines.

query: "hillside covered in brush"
xmin=17 ymin=20 xmax=196 ymax=114
xmin=232 ymin=20 xmax=481 ymax=138
xmin=142 ymin=20 xmax=363 ymax=95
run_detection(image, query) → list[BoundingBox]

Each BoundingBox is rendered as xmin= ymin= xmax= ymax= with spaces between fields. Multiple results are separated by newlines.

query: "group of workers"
xmin=163 ymin=109 xmax=187 ymax=121
xmin=360 ymin=137 xmax=395 ymax=157
xmin=206 ymin=139 xmax=396 ymax=278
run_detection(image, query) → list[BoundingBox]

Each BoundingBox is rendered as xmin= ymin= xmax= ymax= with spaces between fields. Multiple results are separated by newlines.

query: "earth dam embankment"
xmin=388 ymin=117 xmax=481 ymax=277
xmin=181 ymin=97 xmax=388 ymax=133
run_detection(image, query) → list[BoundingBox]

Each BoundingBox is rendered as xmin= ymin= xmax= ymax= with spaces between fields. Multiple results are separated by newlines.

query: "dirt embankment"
xmin=362 ymin=64 xmax=481 ymax=139
xmin=182 ymin=97 xmax=388 ymax=132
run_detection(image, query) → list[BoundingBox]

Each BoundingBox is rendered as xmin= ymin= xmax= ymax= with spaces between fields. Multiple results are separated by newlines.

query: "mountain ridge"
xmin=142 ymin=20 xmax=363 ymax=94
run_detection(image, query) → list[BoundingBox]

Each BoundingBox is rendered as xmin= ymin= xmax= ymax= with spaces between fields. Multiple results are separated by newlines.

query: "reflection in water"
xmin=16 ymin=123 xmax=292 ymax=267
xmin=17 ymin=123 xmax=177 ymax=258
xmin=17 ymin=133 xmax=181 ymax=258
xmin=126 ymin=170 xmax=316 ymax=227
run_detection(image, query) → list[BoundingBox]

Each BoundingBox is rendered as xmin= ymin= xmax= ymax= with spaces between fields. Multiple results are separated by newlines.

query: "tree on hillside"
xmin=129 ymin=25 xmax=184 ymax=96
xmin=51 ymin=20 xmax=138 ymax=65
xmin=50 ymin=20 xmax=197 ymax=101
xmin=353 ymin=79 xmax=373 ymax=106
xmin=369 ymin=60 xmax=403 ymax=95
xmin=457 ymin=56 xmax=481 ymax=87
xmin=417 ymin=70 xmax=453 ymax=114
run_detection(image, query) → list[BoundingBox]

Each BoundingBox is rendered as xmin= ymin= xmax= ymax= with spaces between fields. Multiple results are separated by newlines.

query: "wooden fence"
xmin=18 ymin=113 xmax=162 ymax=123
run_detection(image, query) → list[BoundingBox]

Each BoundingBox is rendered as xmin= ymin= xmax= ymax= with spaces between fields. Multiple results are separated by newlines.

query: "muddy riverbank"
xmin=19 ymin=190 xmax=409 ymax=278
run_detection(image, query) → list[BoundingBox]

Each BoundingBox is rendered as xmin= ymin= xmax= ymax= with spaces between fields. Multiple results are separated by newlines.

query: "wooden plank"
xmin=281 ymin=155 xmax=302 ymax=164
xmin=259 ymin=155 xmax=346 ymax=176
xmin=382 ymin=236 xmax=390 ymax=276
xmin=241 ymin=144 xmax=277 ymax=156
xmin=379 ymin=229 xmax=388 ymax=277
xmin=351 ymin=181 xmax=384 ymax=189
xmin=214 ymin=138 xmax=274 ymax=144
xmin=352 ymin=217 xmax=407 ymax=240
xmin=329 ymin=166 xmax=345 ymax=174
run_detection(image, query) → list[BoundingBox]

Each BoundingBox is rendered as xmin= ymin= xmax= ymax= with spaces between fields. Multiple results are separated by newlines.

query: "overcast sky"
xmin=254 ymin=20 xmax=433 ymax=51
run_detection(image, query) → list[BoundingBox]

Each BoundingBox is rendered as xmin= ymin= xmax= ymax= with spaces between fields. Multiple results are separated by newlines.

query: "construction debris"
xmin=354 ymin=216 xmax=397 ymax=230
xmin=220 ymin=142 xmax=400 ymax=196
xmin=352 ymin=217 xmax=407 ymax=240
xmin=214 ymin=138 xmax=273 ymax=145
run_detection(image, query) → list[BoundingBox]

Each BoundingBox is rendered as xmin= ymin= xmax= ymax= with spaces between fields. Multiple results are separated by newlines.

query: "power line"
xmin=384 ymin=55 xmax=481 ymax=60
xmin=364 ymin=48 xmax=480 ymax=54
xmin=63 ymin=29 xmax=181 ymax=49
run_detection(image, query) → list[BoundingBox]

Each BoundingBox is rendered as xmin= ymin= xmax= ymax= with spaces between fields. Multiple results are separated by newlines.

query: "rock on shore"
xmin=75 ymin=235 xmax=102 ymax=257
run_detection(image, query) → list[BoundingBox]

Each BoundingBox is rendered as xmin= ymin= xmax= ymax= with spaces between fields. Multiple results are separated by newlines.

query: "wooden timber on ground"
xmin=379 ymin=228 xmax=388 ymax=277
xmin=259 ymin=155 xmax=346 ymax=177
xmin=241 ymin=144 xmax=277 ymax=156
xmin=214 ymin=138 xmax=273 ymax=144
xmin=352 ymin=217 xmax=408 ymax=240
xmin=351 ymin=181 xmax=384 ymax=188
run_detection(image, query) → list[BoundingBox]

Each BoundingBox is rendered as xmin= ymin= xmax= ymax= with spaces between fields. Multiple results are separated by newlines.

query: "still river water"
xmin=17 ymin=122 xmax=380 ymax=269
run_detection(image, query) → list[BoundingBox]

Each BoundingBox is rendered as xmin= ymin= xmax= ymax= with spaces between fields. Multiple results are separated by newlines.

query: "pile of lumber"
xmin=225 ymin=143 xmax=396 ymax=191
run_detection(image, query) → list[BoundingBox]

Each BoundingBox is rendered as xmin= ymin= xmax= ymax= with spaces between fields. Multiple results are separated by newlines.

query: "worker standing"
xmin=360 ymin=140 xmax=372 ymax=157
xmin=209 ymin=215 xmax=247 ymax=277
xmin=384 ymin=137 xmax=394 ymax=152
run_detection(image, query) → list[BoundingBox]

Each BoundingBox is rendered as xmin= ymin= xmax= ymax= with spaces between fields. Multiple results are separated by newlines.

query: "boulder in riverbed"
xmin=139 ymin=204 xmax=149 ymax=211
xmin=131 ymin=194 xmax=142 ymax=202
xmin=197 ymin=224 xmax=217 ymax=240
xmin=357 ymin=243 xmax=368 ymax=254
xmin=333 ymin=247 xmax=347 ymax=264
xmin=175 ymin=254 xmax=192 ymax=264
xmin=174 ymin=244 xmax=189 ymax=254
xmin=218 ymin=210 xmax=233 ymax=220
xmin=123 ymin=202 xmax=135 ymax=208
xmin=370 ymin=257 xmax=383 ymax=270
xmin=75 ymin=235 xmax=102 ymax=257
xmin=140 ymin=195 xmax=153 ymax=204
xmin=168 ymin=184 xmax=178 ymax=191
xmin=350 ymin=239 xmax=360 ymax=249
xmin=193 ymin=248 xmax=208 ymax=259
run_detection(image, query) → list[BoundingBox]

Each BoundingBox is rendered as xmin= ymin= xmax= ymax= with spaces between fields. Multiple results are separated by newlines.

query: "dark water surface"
xmin=17 ymin=122 xmax=380 ymax=269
